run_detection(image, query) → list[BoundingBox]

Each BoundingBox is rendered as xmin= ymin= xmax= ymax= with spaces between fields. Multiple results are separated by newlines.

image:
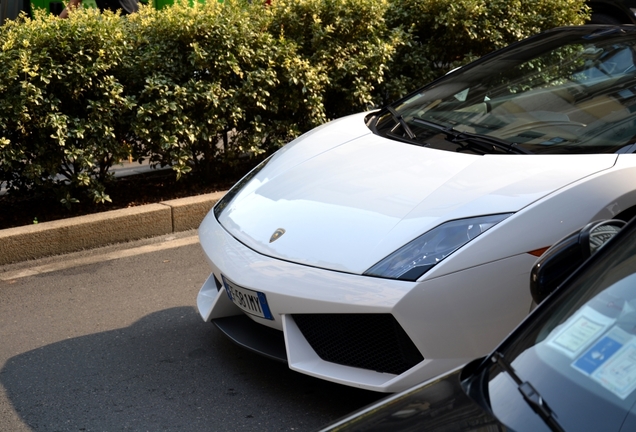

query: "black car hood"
xmin=321 ymin=364 xmax=506 ymax=431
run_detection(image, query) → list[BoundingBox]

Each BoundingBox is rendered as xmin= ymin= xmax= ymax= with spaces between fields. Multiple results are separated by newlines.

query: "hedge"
xmin=0 ymin=8 xmax=133 ymax=205
xmin=0 ymin=0 xmax=588 ymax=208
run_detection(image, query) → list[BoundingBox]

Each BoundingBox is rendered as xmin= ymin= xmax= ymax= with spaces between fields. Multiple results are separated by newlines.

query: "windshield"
xmin=486 ymin=219 xmax=636 ymax=431
xmin=374 ymin=28 xmax=636 ymax=155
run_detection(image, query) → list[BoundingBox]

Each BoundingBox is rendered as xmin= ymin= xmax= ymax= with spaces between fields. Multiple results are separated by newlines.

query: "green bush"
xmin=267 ymin=0 xmax=401 ymax=118
xmin=0 ymin=9 xmax=134 ymax=205
xmin=123 ymin=0 xmax=326 ymax=180
xmin=0 ymin=0 xmax=590 ymax=209
xmin=382 ymin=0 xmax=590 ymax=101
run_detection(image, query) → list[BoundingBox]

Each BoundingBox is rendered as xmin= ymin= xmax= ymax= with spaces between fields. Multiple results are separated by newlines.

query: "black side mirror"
xmin=530 ymin=219 xmax=625 ymax=304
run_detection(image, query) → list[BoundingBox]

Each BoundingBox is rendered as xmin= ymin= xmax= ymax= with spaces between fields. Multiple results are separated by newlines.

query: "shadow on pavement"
xmin=1 ymin=306 xmax=383 ymax=431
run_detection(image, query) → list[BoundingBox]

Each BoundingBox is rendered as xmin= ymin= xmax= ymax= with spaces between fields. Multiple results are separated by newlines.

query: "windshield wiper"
xmin=412 ymin=117 xmax=532 ymax=154
xmin=492 ymin=352 xmax=565 ymax=432
xmin=387 ymin=106 xmax=417 ymax=140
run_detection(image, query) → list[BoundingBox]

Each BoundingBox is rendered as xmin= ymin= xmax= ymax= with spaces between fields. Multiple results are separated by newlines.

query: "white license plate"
xmin=222 ymin=276 xmax=273 ymax=320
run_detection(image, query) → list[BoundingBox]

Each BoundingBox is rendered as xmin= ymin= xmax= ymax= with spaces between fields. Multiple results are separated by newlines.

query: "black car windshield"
xmin=485 ymin=220 xmax=636 ymax=431
xmin=374 ymin=27 xmax=636 ymax=155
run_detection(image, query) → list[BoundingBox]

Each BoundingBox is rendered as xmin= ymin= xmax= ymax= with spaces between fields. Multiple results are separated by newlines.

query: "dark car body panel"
xmin=589 ymin=0 xmax=636 ymax=24
xmin=322 ymin=363 xmax=507 ymax=432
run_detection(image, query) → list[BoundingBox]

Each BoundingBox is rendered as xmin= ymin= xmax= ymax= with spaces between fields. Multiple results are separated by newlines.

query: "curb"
xmin=0 ymin=191 xmax=226 ymax=266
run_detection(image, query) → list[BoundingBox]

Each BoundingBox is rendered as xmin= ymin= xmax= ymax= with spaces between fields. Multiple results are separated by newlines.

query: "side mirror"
xmin=530 ymin=219 xmax=625 ymax=305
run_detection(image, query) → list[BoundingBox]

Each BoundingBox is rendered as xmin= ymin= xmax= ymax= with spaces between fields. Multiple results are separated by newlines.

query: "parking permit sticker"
xmin=592 ymin=341 xmax=636 ymax=399
xmin=547 ymin=306 xmax=616 ymax=358
xmin=554 ymin=317 xmax=605 ymax=353
xmin=573 ymin=335 xmax=623 ymax=375
xmin=567 ymin=327 xmax=636 ymax=399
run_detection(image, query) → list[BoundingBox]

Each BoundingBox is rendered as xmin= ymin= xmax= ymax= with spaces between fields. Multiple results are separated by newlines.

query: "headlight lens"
xmin=364 ymin=213 xmax=513 ymax=281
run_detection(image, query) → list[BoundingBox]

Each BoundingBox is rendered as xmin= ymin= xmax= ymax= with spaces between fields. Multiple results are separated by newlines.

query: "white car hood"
xmin=217 ymin=113 xmax=617 ymax=274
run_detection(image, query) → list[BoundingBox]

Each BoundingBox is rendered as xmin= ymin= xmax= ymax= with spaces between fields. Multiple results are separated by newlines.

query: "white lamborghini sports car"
xmin=197 ymin=25 xmax=636 ymax=392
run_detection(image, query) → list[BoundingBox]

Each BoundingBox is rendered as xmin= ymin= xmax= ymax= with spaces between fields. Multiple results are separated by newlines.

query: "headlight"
xmin=364 ymin=213 xmax=513 ymax=281
xmin=214 ymin=154 xmax=274 ymax=219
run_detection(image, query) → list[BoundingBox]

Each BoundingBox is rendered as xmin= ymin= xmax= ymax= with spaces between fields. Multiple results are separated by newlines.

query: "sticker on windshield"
xmin=547 ymin=306 xmax=616 ymax=358
xmin=568 ymin=327 xmax=636 ymax=399
xmin=573 ymin=335 xmax=623 ymax=375
xmin=592 ymin=341 xmax=636 ymax=399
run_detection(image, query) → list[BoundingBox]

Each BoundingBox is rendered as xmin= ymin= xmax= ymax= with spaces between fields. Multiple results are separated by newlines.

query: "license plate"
xmin=222 ymin=276 xmax=273 ymax=320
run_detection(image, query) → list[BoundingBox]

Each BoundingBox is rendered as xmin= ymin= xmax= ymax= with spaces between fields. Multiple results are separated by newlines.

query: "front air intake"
xmin=292 ymin=313 xmax=424 ymax=375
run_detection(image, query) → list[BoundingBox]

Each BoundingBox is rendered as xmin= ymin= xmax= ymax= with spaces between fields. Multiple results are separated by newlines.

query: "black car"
xmin=590 ymin=0 xmax=636 ymax=24
xmin=320 ymin=217 xmax=636 ymax=431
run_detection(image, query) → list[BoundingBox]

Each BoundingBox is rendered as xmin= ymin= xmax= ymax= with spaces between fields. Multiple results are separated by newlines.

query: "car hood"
xmin=320 ymin=364 xmax=506 ymax=431
xmin=216 ymin=113 xmax=617 ymax=274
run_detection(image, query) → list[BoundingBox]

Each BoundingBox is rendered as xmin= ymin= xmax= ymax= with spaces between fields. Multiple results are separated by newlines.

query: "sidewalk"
xmin=0 ymin=161 xmax=227 ymax=266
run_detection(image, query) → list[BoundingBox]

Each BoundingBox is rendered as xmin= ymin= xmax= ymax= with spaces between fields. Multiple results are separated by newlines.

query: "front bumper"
xmin=197 ymin=213 xmax=535 ymax=392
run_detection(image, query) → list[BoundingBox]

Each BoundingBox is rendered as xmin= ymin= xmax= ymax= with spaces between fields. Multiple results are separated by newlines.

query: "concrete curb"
xmin=0 ymin=191 xmax=226 ymax=266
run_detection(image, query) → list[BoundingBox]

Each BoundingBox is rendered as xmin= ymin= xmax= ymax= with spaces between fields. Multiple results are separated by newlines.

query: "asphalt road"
xmin=0 ymin=232 xmax=383 ymax=431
